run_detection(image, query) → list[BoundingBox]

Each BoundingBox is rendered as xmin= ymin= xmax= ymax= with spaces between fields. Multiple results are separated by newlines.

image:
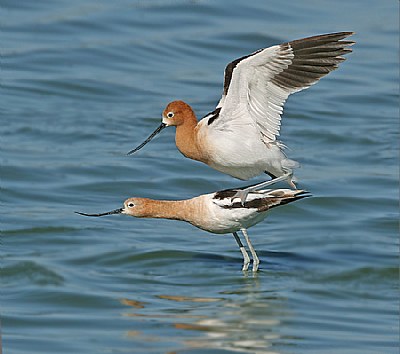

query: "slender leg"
xmin=234 ymin=173 xmax=293 ymax=205
xmin=232 ymin=232 xmax=250 ymax=271
xmin=241 ymin=228 xmax=260 ymax=272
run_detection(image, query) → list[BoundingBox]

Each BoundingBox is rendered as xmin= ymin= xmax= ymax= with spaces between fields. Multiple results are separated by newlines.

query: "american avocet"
xmin=76 ymin=187 xmax=309 ymax=271
xmin=128 ymin=32 xmax=354 ymax=201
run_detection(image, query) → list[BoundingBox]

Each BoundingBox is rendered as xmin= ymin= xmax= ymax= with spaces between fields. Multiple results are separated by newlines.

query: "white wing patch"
xmin=210 ymin=44 xmax=295 ymax=142
xmin=247 ymin=49 xmax=294 ymax=141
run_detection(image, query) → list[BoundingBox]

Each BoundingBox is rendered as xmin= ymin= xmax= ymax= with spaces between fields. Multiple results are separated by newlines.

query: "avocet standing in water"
xmin=128 ymin=32 xmax=354 ymax=201
xmin=76 ymin=186 xmax=309 ymax=272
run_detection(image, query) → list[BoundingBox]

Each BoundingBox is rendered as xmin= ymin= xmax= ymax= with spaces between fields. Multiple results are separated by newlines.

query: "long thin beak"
xmin=127 ymin=122 xmax=167 ymax=155
xmin=75 ymin=208 xmax=123 ymax=217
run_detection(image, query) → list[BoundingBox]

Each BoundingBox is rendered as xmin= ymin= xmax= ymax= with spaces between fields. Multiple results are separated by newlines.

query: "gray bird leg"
xmin=232 ymin=232 xmax=250 ymax=271
xmin=234 ymin=172 xmax=294 ymax=205
xmin=241 ymin=228 xmax=260 ymax=272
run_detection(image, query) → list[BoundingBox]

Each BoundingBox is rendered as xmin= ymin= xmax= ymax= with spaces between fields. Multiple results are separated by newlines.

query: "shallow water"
xmin=2 ymin=1 xmax=399 ymax=353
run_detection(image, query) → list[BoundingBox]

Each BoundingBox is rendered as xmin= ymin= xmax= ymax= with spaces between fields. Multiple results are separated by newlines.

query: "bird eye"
xmin=167 ymin=112 xmax=174 ymax=118
xmin=128 ymin=202 xmax=134 ymax=208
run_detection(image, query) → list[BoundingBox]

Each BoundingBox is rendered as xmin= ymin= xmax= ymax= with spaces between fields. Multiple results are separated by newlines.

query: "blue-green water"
xmin=2 ymin=1 xmax=398 ymax=353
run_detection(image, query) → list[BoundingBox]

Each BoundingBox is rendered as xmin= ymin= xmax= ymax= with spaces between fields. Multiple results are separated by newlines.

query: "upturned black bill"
xmin=75 ymin=208 xmax=123 ymax=217
xmin=127 ymin=123 xmax=167 ymax=155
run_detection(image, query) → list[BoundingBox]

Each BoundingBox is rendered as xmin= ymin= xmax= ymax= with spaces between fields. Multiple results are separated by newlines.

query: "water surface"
xmin=2 ymin=1 xmax=399 ymax=353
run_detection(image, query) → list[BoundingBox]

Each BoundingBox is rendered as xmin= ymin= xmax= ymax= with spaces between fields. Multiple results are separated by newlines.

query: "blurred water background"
xmin=2 ymin=1 xmax=399 ymax=353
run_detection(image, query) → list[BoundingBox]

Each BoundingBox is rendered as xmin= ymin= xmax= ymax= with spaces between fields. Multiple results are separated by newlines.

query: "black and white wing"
xmin=212 ymin=188 xmax=310 ymax=212
xmin=207 ymin=32 xmax=355 ymax=142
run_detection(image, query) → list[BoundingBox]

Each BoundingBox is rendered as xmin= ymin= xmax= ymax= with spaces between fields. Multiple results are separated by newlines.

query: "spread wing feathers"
xmin=213 ymin=32 xmax=355 ymax=142
xmin=212 ymin=188 xmax=309 ymax=212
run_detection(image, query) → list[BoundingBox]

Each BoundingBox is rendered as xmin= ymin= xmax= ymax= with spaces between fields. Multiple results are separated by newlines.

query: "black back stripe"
xmin=206 ymin=107 xmax=221 ymax=125
xmin=223 ymin=197 xmax=276 ymax=211
xmin=214 ymin=189 xmax=237 ymax=200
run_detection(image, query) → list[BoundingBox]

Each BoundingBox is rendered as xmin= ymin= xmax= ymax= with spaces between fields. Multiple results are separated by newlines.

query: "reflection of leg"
xmin=232 ymin=232 xmax=250 ymax=271
xmin=234 ymin=173 xmax=293 ymax=204
xmin=241 ymin=228 xmax=260 ymax=272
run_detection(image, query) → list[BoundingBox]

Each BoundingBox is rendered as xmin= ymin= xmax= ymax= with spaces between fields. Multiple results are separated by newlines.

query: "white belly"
xmin=197 ymin=119 xmax=298 ymax=180
xmin=188 ymin=195 xmax=269 ymax=234
xmin=207 ymin=138 xmax=295 ymax=180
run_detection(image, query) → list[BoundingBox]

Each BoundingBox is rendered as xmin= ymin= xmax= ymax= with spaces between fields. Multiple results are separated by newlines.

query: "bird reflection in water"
xmin=120 ymin=280 xmax=287 ymax=353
